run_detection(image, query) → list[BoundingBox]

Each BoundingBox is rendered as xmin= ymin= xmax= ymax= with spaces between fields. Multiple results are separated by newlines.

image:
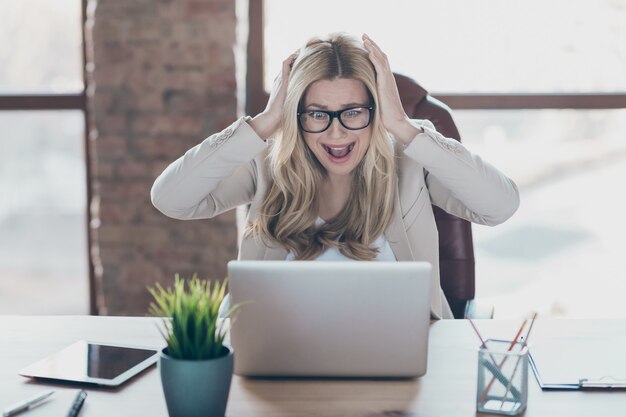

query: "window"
xmin=0 ymin=0 xmax=83 ymax=94
xmin=457 ymin=109 xmax=626 ymax=318
xmin=264 ymin=0 xmax=626 ymax=94
xmin=0 ymin=0 xmax=89 ymax=314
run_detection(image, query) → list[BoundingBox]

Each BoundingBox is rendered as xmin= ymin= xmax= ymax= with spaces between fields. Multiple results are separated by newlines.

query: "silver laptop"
xmin=227 ymin=260 xmax=432 ymax=378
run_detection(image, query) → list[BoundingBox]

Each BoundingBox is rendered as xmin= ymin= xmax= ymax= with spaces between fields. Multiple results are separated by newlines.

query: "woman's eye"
xmin=344 ymin=109 xmax=362 ymax=118
xmin=310 ymin=112 xmax=328 ymax=120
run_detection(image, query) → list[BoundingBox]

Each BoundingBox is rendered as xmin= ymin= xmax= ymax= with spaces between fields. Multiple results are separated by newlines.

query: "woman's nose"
xmin=326 ymin=117 xmax=346 ymax=138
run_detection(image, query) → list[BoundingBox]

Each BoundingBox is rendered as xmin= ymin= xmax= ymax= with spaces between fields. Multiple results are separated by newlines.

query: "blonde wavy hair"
xmin=250 ymin=33 xmax=397 ymax=260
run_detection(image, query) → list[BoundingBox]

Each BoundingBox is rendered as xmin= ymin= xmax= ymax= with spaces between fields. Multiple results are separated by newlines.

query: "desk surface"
xmin=1 ymin=316 xmax=625 ymax=416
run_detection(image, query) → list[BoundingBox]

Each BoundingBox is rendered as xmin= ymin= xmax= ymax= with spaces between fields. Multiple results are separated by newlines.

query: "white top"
xmin=285 ymin=218 xmax=397 ymax=262
xmin=220 ymin=219 xmax=396 ymax=317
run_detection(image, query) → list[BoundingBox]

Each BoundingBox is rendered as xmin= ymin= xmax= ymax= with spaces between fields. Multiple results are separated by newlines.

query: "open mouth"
xmin=322 ymin=142 xmax=355 ymax=160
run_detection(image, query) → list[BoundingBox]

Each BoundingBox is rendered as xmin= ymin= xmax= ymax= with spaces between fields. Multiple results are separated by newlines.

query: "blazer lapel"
xmin=384 ymin=182 xmax=414 ymax=262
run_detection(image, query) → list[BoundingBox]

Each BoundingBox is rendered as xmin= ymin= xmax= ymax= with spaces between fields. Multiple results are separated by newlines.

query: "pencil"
xmin=479 ymin=319 xmax=528 ymax=404
xmin=497 ymin=312 xmax=538 ymax=407
xmin=467 ymin=318 xmax=500 ymax=368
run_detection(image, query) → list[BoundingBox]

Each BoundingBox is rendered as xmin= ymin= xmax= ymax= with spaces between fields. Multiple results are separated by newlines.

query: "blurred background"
xmin=1 ymin=0 xmax=625 ymax=318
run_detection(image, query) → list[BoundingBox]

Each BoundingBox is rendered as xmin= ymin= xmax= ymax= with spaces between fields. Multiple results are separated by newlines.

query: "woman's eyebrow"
xmin=304 ymin=102 xmax=367 ymax=110
xmin=305 ymin=103 xmax=328 ymax=110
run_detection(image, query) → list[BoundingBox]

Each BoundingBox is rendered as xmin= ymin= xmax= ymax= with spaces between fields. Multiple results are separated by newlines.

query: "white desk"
xmin=1 ymin=316 xmax=625 ymax=416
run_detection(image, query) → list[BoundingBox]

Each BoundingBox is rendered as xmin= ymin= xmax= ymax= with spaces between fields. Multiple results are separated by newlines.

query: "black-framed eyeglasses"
xmin=297 ymin=105 xmax=375 ymax=134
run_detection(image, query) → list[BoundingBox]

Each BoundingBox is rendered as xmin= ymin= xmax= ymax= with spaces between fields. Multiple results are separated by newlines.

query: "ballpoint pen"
xmin=2 ymin=390 xmax=55 ymax=417
xmin=66 ymin=390 xmax=87 ymax=417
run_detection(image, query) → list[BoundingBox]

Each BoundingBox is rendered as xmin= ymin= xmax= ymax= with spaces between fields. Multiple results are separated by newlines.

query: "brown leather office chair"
xmin=394 ymin=73 xmax=476 ymax=319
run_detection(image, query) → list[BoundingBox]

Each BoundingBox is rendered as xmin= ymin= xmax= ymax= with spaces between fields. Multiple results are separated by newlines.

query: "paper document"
xmin=530 ymin=337 xmax=626 ymax=390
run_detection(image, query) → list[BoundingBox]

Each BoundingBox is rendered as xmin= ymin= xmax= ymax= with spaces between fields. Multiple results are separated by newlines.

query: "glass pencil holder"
xmin=476 ymin=339 xmax=528 ymax=416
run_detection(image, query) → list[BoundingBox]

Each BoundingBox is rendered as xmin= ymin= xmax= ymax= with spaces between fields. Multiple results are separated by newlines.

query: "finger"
xmin=282 ymin=52 xmax=298 ymax=69
xmin=362 ymin=36 xmax=376 ymax=55
xmin=364 ymin=45 xmax=388 ymax=72
xmin=363 ymin=39 xmax=383 ymax=65
xmin=362 ymin=33 xmax=375 ymax=46
xmin=283 ymin=51 xmax=298 ymax=63
xmin=367 ymin=44 xmax=387 ymax=64
xmin=362 ymin=37 xmax=391 ymax=77
xmin=365 ymin=49 xmax=388 ymax=74
xmin=365 ymin=45 xmax=392 ymax=76
xmin=362 ymin=34 xmax=385 ymax=56
xmin=282 ymin=54 xmax=296 ymax=71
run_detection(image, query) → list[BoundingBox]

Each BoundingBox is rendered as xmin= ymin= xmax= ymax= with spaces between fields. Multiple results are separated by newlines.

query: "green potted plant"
xmin=148 ymin=274 xmax=240 ymax=417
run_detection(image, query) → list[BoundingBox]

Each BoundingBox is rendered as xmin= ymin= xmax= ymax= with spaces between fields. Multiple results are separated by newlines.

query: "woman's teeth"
xmin=323 ymin=143 xmax=355 ymax=158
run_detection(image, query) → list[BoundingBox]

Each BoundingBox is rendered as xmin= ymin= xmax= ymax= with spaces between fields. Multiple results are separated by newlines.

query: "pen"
xmin=2 ymin=390 xmax=55 ymax=417
xmin=66 ymin=390 xmax=87 ymax=417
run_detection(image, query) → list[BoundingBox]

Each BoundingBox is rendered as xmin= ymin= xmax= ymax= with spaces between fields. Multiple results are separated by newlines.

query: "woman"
xmin=151 ymin=33 xmax=520 ymax=319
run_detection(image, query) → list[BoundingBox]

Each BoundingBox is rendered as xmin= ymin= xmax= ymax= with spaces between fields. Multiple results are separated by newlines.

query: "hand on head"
xmin=250 ymin=51 xmax=298 ymax=140
xmin=251 ymin=34 xmax=420 ymax=145
xmin=362 ymin=34 xmax=420 ymax=144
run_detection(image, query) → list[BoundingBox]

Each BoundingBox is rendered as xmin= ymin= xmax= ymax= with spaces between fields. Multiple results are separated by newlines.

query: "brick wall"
xmin=85 ymin=0 xmax=239 ymax=315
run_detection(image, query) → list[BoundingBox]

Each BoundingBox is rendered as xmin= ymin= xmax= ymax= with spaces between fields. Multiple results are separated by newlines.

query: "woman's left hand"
xmin=362 ymin=34 xmax=422 ymax=146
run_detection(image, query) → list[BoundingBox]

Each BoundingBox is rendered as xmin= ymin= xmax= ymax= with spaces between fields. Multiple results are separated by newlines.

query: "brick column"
xmin=85 ymin=0 xmax=239 ymax=315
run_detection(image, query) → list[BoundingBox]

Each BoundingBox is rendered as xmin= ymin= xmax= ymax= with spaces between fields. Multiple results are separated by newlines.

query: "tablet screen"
xmin=19 ymin=341 xmax=160 ymax=386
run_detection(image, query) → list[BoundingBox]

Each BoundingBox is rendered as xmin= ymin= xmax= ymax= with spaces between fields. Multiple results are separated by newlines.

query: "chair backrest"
xmin=394 ymin=73 xmax=476 ymax=318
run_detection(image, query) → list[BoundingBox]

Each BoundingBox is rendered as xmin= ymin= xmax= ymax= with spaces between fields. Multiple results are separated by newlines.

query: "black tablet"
xmin=19 ymin=340 xmax=160 ymax=386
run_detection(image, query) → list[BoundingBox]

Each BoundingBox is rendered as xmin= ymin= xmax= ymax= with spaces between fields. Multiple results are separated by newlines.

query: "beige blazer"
xmin=151 ymin=117 xmax=520 ymax=319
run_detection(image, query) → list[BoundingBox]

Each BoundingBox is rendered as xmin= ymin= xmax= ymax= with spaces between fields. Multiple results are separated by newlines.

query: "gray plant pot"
xmin=159 ymin=346 xmax=234 ymax=417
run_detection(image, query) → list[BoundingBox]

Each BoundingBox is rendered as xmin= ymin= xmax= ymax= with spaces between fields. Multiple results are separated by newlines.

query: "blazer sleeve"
xmin=403 ymin=119 xmax=520 ymax=226
xmin=150 ymin=117 xmax=267 ymax=220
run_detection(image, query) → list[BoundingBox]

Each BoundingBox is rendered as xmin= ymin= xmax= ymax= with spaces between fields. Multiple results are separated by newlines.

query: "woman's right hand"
xmin=249 ymin=52 xmax=298 ymax=140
